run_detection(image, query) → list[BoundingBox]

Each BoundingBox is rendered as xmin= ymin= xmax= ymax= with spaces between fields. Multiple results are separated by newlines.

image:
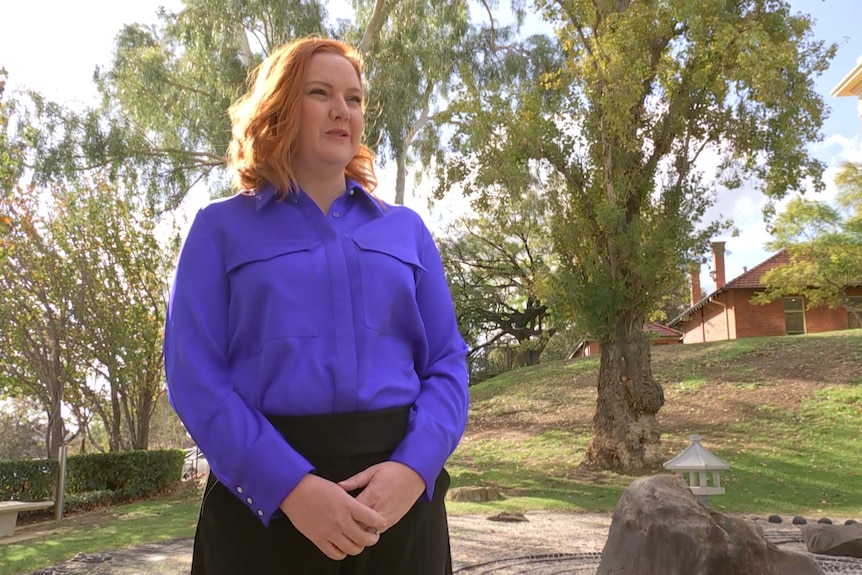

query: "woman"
xmin=164 ymin=37 xmax=469 ymax=574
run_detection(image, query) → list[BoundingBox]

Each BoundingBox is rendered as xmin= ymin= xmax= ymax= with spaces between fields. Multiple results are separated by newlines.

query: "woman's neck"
xmin=294 ymin=171 xmax=346 ymax=214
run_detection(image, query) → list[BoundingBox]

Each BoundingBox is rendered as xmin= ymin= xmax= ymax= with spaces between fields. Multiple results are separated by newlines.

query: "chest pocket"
xmin=351 ymin=236 xmax=426 ymax=334
xmin=226 ymin=241 xmax=321 ymax=342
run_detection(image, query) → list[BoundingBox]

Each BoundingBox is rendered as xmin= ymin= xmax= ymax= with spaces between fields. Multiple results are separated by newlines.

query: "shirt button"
xmin=246 ymin=497 xmax=253 ymax=505
xmin=257 ymin=510 xmax=265 ymax=517
xmin=348 ymin=188 xmax=356 ymax=196
xmin=332 ymin=211 xmax=340 ymax=218
xmin=236 ymin=487 xmax=244 ymax=494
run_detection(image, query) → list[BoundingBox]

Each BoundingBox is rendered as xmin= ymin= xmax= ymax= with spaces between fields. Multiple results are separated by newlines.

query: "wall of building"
xmin=733 ymin=289 xmax=786 ymax=338
xmin=681 ymin=296 xmax=731 ymax=343
xmin=704 ymin=287 xmax=862 ymax=340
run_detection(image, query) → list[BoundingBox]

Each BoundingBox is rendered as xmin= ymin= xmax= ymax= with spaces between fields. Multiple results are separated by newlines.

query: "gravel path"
xmin=18 ymin=512 xmax=862 ymax=575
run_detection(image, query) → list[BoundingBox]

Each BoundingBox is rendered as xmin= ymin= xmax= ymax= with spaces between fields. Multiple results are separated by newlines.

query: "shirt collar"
xmin=251 ymin=179 xmax=385 ymax=214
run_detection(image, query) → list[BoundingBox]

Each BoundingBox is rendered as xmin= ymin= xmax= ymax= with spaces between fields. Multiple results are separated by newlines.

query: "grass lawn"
xmin=2 ymin=330 xmax=861 ymax=573
xmin=0 ymin=484 xmax=200 ymax=575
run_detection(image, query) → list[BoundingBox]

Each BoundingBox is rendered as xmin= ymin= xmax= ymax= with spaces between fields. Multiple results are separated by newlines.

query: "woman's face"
xmin=294 ymin=52 xmax=364 ymax=173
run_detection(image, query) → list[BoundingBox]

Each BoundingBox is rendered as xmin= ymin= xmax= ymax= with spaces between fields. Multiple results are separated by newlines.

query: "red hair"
xmin=227 ymin=37 xmax=377 ymax=197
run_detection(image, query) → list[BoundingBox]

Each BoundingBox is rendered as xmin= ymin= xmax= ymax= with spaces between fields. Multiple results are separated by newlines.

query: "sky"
xmin=1 ymin=0 xmax=861 ymax=295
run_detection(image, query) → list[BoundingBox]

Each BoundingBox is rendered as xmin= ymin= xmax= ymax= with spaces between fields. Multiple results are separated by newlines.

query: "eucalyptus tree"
xmin=90 ymin=0 xmax=329 ymax=211
xmin=352 ymin=0 xmax=471 ymax=205
xmin=23 ymin=0 xmax=480 ymax=211
xmin=440 ymin=0 xmax=834 ymax=472
xmin=438 ymin=188 xmax=556 ymax=367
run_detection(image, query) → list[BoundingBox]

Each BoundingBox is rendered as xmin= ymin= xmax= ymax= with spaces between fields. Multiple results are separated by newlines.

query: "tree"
xmin=21 ymin=0 xmax=480 ymax=211
xmin=439 ymin=0 xmax=834 ymax=472
xmin=353 ymin=0 xmax=471 ymax=205
xmin=0 ymin=190 xmax=81 ymax=459
xmin=753 ymin=161 xmax=862 ymax=324
xmin=438 ymin=188 xmax=556 ymax=369
xmin=52 ymin=176 xmax=174 ymax=450
xmin=0 ymin=176 xmax=173 ymax=455
xmin=0 ymin=398 xmax=46 ymax=460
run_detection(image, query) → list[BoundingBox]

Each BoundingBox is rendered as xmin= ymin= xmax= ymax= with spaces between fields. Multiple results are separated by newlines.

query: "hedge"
xmin=0 ymin=459 xmax=57 ymax=501
xmin=66 ymin=449 xmax=185 ymax=501
xmin=0 ymin=449 xmax=184 ymax=503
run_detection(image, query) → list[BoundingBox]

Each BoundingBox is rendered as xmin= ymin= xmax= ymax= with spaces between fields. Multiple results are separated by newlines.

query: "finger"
xmin=338 ymin=469 xmax=371 ymax=492
xmin=349 ymin=498 xmax=387 ymax=533
xmin=334 ymin=533 xmax=366 ymax=557
xmin=345 ymin=518 xmax=382 ymax=546
xmin=322 ymin=542 xmax=348 ymax=561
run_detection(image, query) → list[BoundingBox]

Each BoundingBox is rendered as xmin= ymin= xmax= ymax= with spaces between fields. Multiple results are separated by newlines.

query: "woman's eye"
xmin=310 ymin=88 xmax=327 ymax=96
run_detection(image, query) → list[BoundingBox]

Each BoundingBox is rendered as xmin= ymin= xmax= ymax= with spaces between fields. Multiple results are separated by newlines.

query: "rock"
xmin=445 ymin=486 xmax=503 ymax=503
xmin=817 ymin=518 xmax=832 ymax=525
xmin=487 ymin=512 xmax=528 ymax=522
xmin=801 ymin=523 xmax=862 ymax=558
xmin=768 ymin=515 xmax=783 ymax=524
xmin=597 ymin=475 xmax=825 ymax=575
xmin=793 ymin=516 xmax=808 ymax=525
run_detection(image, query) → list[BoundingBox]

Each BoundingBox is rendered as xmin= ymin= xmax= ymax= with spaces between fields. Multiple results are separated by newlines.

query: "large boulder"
xmin=597 ymin=474 xmax=824 ymax=575
xmin=801 ymin=522 xmax=862 ymax=557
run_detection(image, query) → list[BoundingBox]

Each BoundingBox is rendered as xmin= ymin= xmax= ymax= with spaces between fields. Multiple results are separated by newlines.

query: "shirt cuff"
xmin=221 ymin=435 xmax=315 ymax=526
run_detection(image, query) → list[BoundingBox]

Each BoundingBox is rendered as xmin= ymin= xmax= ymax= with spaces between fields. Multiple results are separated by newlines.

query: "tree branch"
xmin=358 ymin=0 xmax=389 ymax=59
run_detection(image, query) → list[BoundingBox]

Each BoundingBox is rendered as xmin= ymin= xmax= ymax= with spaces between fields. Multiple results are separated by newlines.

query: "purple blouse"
xmin=164 ymin=181 xmax=469 ymax=525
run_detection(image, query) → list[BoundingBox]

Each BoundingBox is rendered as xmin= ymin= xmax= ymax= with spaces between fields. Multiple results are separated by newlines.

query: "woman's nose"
xmin=330 ymin=97 xmax=349 ymax=121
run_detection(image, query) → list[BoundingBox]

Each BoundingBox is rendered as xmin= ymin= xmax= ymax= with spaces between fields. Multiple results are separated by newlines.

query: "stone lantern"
xmin=664 ymin=434 xmax=730 ymax=507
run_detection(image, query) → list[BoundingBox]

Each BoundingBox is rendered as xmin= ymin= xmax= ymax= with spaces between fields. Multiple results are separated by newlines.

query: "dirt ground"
xmin=11 ymin=511 xmax=860 ymax=575
xmin=464 ymin=334 xmax=861 ymax=454
xmin=9 ymin=335 xmax=861 ymax=573
xmin=8 ymin=511 xmax=612 ymax=574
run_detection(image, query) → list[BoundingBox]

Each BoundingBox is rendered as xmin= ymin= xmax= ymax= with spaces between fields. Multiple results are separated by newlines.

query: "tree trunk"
xmin=109 ymin=378 xmax=123 ymax=451
xmin=132 ymin=391 xmax=153 ymax=450
xmin=46 ymin=394 xmax=65 ymax=460
xmin=515 ymin=346 xmax=542 ymax=367
xmin=394 ymin=151 xmax=407 ymax=205
xmin=582 ymin=313 xmax=665 ymax=473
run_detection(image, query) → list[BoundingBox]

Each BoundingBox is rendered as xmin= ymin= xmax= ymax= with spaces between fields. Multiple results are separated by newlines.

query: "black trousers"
xmin=191 ymin=407 xmax=453 ymax=574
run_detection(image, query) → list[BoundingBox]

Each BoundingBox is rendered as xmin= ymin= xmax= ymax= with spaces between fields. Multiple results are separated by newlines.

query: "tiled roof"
xmin=645 ymin=323 xmax=683 ymax=339
xmin=723 ymin=249 xmax=791 ymax=289
xmin=574 ymin=323 xmax=682 ymax=347
xmin=668 ymin=249 xmax=791 ymax=327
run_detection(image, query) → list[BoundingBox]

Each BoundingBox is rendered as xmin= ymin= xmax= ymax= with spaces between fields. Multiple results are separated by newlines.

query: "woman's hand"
xmin=338 ymin=462 xmax=425 ymax=533
xmin=279 ymin=473 xmax=386 ymax=560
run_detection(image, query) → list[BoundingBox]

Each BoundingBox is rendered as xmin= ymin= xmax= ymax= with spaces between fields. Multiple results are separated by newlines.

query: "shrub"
xmin=66 ymin=449 xmax=184 ymax=501
xmin=64 ymin=489 xmax=114 ymax=513
xmin=0 ymin=459 xmax=57 ymax=502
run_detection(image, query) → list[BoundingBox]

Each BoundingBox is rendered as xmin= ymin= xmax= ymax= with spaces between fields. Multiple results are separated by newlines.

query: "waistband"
xmin=266 ymin=405 xmax=410 ymax=458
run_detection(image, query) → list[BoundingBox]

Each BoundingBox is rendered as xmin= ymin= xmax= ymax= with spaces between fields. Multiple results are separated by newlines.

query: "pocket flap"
xmin=350 ymin=236 xmax=426 ymax=271
xmin=225 ymin=241 xmax=319 ymax=273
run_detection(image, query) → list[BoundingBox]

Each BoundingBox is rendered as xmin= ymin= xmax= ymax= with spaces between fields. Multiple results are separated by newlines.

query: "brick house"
xmin=669 ymin=242 xmax=862 ymax=343
xmin=571 ymin=323 xmax=683 ymax=358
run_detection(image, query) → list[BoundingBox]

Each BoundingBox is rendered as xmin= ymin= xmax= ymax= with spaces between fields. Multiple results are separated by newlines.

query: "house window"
xmin=783 ymin=297 xmax=806 ymax=335
xmin=848 ymin=296 xmax=862 ymax=329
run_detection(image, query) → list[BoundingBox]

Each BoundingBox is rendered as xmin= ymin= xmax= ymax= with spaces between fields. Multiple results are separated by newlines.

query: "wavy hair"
xmin=227 ymin=37 xmax=377 ymax=197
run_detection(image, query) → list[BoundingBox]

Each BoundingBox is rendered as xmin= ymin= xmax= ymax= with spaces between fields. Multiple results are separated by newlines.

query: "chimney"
xmin=689 ymin=263 xmax=702 ymax=306
xmin=711 ymin=241 xmax=727 ymax=289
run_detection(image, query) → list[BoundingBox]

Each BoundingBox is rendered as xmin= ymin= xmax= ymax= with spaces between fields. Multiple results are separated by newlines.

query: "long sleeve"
xmin=389 ymin=224 xmax=469 ymax=498
xmin=164 ymin=208 xmax=314 ymax=525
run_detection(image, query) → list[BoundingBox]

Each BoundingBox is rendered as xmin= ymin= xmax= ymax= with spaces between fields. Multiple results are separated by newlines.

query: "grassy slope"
xmin=446 ymin=330 xmax=862 ymax=517
xmin=2 ymin=330 xmax=860 ymax=573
